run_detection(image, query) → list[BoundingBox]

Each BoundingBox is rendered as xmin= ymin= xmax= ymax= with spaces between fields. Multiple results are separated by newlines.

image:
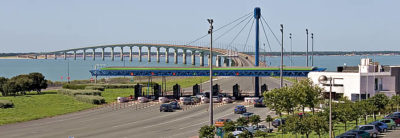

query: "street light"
xmin=207 ymin=18 xmax=214 ymax=126
xmin=311 ymin=33 xmax=314 ymax=66
xmin=289 ymin=33 xmax=292 ymax=66
xmin=318 ymin=75 xmax=332 ymax=138
xmin=306 ymin=29 xmax=309 ymax=67
xmin=280 ymin=24 xmax=284 ymax=88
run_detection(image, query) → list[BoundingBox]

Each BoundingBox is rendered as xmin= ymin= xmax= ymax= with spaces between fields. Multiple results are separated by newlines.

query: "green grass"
xmin=0 ymin=91 xmax=94 ymax=125
xmin=101 ymin=67 xmax=314 ymax=71
xmin=101 ymin=88 xmax=134 ymax=103
xmin=265 ymin=116 xmax=384 ymax=138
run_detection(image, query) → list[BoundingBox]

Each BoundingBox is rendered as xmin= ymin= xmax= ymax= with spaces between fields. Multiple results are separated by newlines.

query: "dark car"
xmin=369 ymin=121 xmax=388 ymax=133
xmin=170 ymin=101 xmax=180 ymax=109
xmin=234 ymin=105 xmax=247 ymax=114
xmin=385 ymin=116 xmax=400 ymax=126
xmin=160 ymin=104 xmax=173 ymax=112
xmin=272 ymin=118 xmax=286 ymax=128
xmin=338 ymin=130 xmax=370 ymax=138
xmin=254 ymin=97 xmax=265 ymax=107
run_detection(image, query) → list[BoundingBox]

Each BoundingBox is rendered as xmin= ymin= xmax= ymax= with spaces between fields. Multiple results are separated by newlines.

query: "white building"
xmin=308 ymin=58 xmax=400 ymax=101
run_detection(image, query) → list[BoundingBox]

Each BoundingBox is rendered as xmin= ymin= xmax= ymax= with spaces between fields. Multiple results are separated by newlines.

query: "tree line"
xmin=0 ymin=73 xmax=48 ymax=96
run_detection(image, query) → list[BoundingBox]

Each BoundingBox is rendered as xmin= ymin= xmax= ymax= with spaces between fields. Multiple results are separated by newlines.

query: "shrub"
xmin=62 ymin=84 xmax=87 ymax=90
xmin=74 ymin=95 xmax=105 ymax=104
xmin=0 ymin=100 xmax=14 ymax=108
xmin=58 ymin=89 xmax=101 ymax=96
xmin=85 ymin=86 xmax=105 ymax=91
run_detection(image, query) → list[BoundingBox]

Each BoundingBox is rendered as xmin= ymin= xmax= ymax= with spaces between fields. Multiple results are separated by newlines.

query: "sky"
xmin=0 ymin=0 xmax=399 ymax=53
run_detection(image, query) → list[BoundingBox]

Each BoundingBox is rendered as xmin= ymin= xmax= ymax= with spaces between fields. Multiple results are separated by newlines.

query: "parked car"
xmin=160 ymin=104 xmax=173 ymax=112
xmin=384 ymin=116 xmax=400 ymax=126
xmin=201 ymin=97 xmax=209 ymax=103
xmin=232 ymin=126 xmax=255 ymax=136
xmin=254 ymin=97 xmax=265 ymax=107
xmin=234 ymin=105 xmax=247 ymax=114
xmin=215 ymin=118 xmax=232 ymax=127
xmin=212 ymin=96 xmax=222 ymax=103
xmin=272 ymin=118 xmax=286 ymax=128
xmin=337 ymin=130 xmax=370 ymax=138
xmin=190 ymin=96 xmax=200 ymax=103
xmin=379 ymin=118 xmax=397 ymax=130
xmin=222 ymin=97 xmax=232 ymax=103
xmin=240 ymin=112 xmax=254 ymax=120
xmin=170 ymin=101 xmax=180 ymax=109
xmin=256 ymin=125 xmax=273 ymax=133
xmin=369 ymin=121 xmax=388 ymax=133
xmin=354 ymin=125 xmax=379 ymax=138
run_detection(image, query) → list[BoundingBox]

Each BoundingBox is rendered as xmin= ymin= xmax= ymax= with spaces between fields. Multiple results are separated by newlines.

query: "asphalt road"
xmin=0 ymin=76 xmax=286 ymax=138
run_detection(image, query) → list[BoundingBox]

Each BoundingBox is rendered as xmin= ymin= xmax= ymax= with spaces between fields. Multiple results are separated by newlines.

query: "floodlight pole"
xmin=306 ymin=29 xmax=309 ymax=67
xmin=280 ymin=24 xmax=284 ymax=88
xmin=311 ymin=33 xmax=314 ymax=66
xmin=207 ymin=18 xmax=214 ymax=126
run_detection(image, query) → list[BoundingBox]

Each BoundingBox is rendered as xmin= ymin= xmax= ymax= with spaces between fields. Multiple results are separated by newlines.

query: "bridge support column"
xmin=138 ymin=47 xmax=142 ymax=62
xmin=83 ymin=49 xmax=86 ymax=60
xmin=147 ymin=47 xmax=151 ymax=62
xmin=174 ymin=49 xmax=178 ymax=64
xmin=254 ymin=7 xmax=261 ymax=97
xmin=216 ymin=56 xmax=221 ymax=67
xmin=63 ymin=52 xmax=67 ymax=60
xmin=111 ymin=47 xmax=114 ymax=61
xmin=101 ymin=48 xmax=105 ymax=61
xmin=182 ymin=49 xmax=187 ymax=64
xmin=129 ymin=47 xmax=133 ymax=62
xmin=224 ymin=57 xmax=229 ymax=67
xmin=92 ymin=49 xmax=95 ymax=60
xmin=156 ymin=47 xmax=160 ymax=62
xmin=191 ymin=52 xmax=196 ymax=65
xmin=120 ymin=47 xmax=124 ymax=61
xmin=54 ymin=53 xmax=57 ymax=60
xmin=74 ymin=51 xmax=76 ymax=60
xmin=199 ymin=52 xmax=204 ymax=66
xmin=165 ymin=48 xmax=169 ymax=63
xmin=44 ymin=54 xmax=47 ymax=59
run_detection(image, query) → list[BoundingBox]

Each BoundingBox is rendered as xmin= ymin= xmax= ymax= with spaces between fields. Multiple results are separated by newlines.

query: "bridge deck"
xmin=90 ymin=66 xmax=326 ymax=77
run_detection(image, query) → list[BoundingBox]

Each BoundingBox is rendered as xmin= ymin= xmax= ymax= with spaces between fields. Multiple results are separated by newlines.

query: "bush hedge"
xmin=85 ymin=86 xmax=105 ymax=91
xmin=74 ymin=95 xmax=105 ymax=105
xmin=0 ymin=100 xmax=14 ymax=108
xmin=62 ymin=84 xmax=87 ymax=90
xmin=58 ymin=89 xmax=101 ymax=96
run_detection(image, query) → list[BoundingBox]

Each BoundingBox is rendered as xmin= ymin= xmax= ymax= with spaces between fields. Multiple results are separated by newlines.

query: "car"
xmin=354 ymin=125 xmax=379 ymax=138
xmin=240 ymin=112 xmax=254 ymax=120
xmin=170 ymin=101 xmax=180 ymax=109
xmin=379 ymin=118 xmax=397 ymax=130
xmin=215 ymin=118 xmax=232 ymax=127
xmin=190 ymin=96 xmax=200 ymax=103
xmin=384 ymin=116 xmax=400 ymax=126
xmin=160 ymin=104 xmax=173 ymax=112
xmin=182 ymin=97 xmax=193 ymax=105
xmin=337 ymin=130 xmax=370 ymax=138
xmin=212 ymin=96 xmax=222 ymax=103
xmin=272 ymin=118 xmax=286 ymax=128
xmin=232 ymin=126 xmax=255 ymax=136
xmin=234 ymin=105 xmax=247 ymax=114
xmin=254 ymin=97 xmax=265 ymax=107
xmin=369 ymin=121 xmax=388 ymax=133
xmin=222 ymin=97 xmax=232 ymax=103
xmin=255 ymin=125 xmax=273 ymax=133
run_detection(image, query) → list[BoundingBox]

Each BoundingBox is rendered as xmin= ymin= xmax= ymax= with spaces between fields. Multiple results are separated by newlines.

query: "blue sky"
xmin=0 ymin=0 xmax=399 ymax=53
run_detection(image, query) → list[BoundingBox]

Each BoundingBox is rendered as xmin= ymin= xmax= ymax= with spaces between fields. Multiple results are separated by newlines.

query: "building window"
xmin=375 ymin=78 xmax=378 ymax=90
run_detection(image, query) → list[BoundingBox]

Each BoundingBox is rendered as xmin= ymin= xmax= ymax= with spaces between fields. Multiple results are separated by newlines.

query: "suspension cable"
xmin=214 ymin=14 xmax=252 ymax=42
xmin=229 ymin=17 xmax=254 ymax=47
xmin=244 ymin=19 xmax=255 ymax=50
xmin=261 ymin=15 xmax=281 ymax=45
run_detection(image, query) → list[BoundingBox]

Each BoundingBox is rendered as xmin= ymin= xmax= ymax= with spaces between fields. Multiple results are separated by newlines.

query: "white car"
xmin=138 ymin=97 xmax=149 ymax=103
xmin=158 ymin=97 xmax=169 ymax=103
xmin=222 ymin=97 xmax=232 ymax=103
xmin=201 ymin=97 xmax=209 ymax=103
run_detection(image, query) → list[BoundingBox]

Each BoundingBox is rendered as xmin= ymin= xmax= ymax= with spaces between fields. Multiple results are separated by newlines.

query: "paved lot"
xmin=383 ymin=128 xmax=400 ymax=138
xmin=0 ymin=77 xmax=282 ymax=138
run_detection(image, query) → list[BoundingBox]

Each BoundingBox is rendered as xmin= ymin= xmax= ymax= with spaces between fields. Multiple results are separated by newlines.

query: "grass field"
xmin=0 ymin=91 xmax=94 ymax=126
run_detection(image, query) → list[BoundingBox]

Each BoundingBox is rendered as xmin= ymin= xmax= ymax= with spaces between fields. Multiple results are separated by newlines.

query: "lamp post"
xmin=289 ymin=33 xmax=292 ymax=66
xmin=318 ymin=75 xmax=332 ymax=138
xmin=311 ymin=33 xmax=314 ymax=66
xmin=306 ymin=29 xmax=309 ymax=67
xmin=280 ymin=24 xmax=284 ymax=88
xmin=207 ymin=18 xmax=214 ymax=126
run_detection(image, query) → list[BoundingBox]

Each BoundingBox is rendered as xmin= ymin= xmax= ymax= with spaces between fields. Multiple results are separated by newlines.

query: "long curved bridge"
xmin=36 ymin=43 xmax=260 ymax=67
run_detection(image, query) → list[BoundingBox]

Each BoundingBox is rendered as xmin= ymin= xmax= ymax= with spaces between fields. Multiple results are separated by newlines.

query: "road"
xmin=0 ymin=76 xmax=287 ymax=138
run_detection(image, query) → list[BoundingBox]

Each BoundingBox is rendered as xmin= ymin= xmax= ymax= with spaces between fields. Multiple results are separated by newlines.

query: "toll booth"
xmin=212 ymin=84 xmax=220 ymax=96
xmin=193 ymin=84 xmax=200 ymax=96
xmin=153 ymin=83 xmax=161 ymax=99
xmin=261 ymin=84 xmax=268 ymax=94
xmin=173 ymin=84 xmax=181 ymax=99
xmin=233 ymin=84 xmax=241 ymax=100
xmin=134 ymin=83 xmax=142 ymax=99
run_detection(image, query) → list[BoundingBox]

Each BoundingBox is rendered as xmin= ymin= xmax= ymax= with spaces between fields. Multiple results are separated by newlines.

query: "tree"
xmin=13 ymin=74 xmax=33 ymax=95
xmin=292 ymin=79 xmax=323 ymax=114
xmin=2 ymin=80 xmax=19 ymax=96
xmin=199 ymin=125 xmax=215 ymax=138
xmin=264 ymin=88 xmax=284 ymax=116
xmin=223 ymin=132 xmax=235 ymax=138
xmin=254 ymin=130 xmax=269 ymax=138
xmin=282 ymin=115 xmax=313 ymax=138
xmin=28 ymin=72 xmax=47 ymax=94
xmin=265 ymin=115 xmax=273 ymax=128
xmin=237 ymin=129 xmax=252 ymax=138
xmin=311 ymin=113 xmax=329 ymax=138
xmin=336 ymin=98 xmax=353 ymax=131
xmin=358 ymin=100 xmax=377 ymax=124
xmin=351 ymin=101 xmax=364 ymax=126
xmin=390 ymin=95 xmax=400 ymax=112
xmin=236 ymin=117 xmax=249 ymax=127
xmin=223 ymin=121 xmax=236 ymax=133
xmin=0 ymin=77 xmax=9 ymax=96
xmin=249 ymin=115 xmax=261 ymax=126
xmin=369 ymin=94 xmax=389 ymax=121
